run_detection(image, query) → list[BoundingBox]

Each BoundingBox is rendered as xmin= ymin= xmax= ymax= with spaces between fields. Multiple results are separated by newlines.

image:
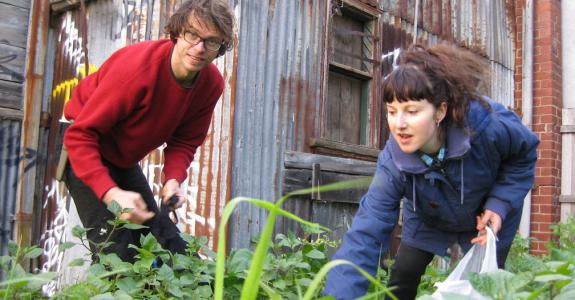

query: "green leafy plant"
xmin=7 ymin=189 xmax=575 ymax=299
xmin=0 ymin=241 xmax=58 ymax=299
xmin=213 ymin=177 xmax=396 ymax=300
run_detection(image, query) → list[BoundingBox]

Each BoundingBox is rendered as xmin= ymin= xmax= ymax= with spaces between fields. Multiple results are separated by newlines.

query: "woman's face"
xmin=386 ymin=99 xmax=447 ymax=154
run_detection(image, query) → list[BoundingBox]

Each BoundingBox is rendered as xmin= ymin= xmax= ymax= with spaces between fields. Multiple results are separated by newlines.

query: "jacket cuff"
xmin=484 ymin=197 xmax=511 ymax=222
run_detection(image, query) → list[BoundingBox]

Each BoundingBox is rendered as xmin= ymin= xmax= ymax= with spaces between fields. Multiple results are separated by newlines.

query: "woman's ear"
xmin=435 ymin=102 xmax=448 ymax=124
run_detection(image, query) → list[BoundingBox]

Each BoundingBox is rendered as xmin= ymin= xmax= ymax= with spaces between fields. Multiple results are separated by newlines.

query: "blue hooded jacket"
xmin=324 ymin=98 xmax=539 ymax=299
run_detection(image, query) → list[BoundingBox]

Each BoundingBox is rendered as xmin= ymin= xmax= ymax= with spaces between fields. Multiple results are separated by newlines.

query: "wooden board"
xmin=282 ymin=169 xmax=369 ymax=204
xmin=284 ymin=150 xmax=376 ymax=175
xmin=0 ymin=44 xmax=25 ymax=83
xmin=0 ymin=2 xmax=30 ymax=48
xmin=0 ymin=107 xmax=23 ymax=120
xmin=0 ymin=0 xmax=30 ymax=9
xmin=0 ymin=80 xmax=23 ymax=110
xmin=326 ymin=71 xmax=363 ymax=144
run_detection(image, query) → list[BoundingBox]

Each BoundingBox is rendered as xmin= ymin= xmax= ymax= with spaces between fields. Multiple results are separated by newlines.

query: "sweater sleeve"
xmin=64 ymin=73 xmax=143 ymax=199
xmin=323 ymin=150 xmax=403 ymax=299
xmin=162 ymin=76 xmax=223 ymax=184
xmin=483 ymin=103 xmax=539 ymax=221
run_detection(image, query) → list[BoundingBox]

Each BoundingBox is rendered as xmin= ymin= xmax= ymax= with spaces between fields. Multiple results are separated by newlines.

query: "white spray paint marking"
xmin=40 ymin=180 xmax=69 ymax=296
xmin=59 ymin=13 xmax=85 ymax=68
xmin=381 ymin=48 xmax=402 ymax=73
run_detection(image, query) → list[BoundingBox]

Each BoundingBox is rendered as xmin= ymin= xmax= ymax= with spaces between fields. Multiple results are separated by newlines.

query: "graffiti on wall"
xmin=0 ymin=125 xmax=40 ymax=180
xmin=381 ymin=47 xmax=401 ymax=77
xmin=52 ymin=64 xmax=98 ymax=121
xmin=0 ymin=54 xmax=24 ymax=82
xmin=37 ymin=11 xmax=96 ymax=289
xmin=40 ymin=180 xmax=69 ymax=296
xmin=60 ymin=13 xmax=87 ymax=69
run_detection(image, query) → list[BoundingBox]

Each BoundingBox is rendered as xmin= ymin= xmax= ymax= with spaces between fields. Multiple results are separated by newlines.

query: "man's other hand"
xmin=161 ymin=179 xmax=185 ymax=209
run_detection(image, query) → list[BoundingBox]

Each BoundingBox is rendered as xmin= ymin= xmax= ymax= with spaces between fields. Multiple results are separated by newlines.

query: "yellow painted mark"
xmin=52 ymin=64 xmax=98 ymax=121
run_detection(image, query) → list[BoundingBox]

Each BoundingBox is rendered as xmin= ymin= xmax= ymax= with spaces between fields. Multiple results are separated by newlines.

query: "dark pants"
xmin=385 ymin=242 xmax=511 ymax=300
xmin=385 ymin=244 xmax=434 ymax=300
xmin=64 ymin=162 xmax=186 ymax=263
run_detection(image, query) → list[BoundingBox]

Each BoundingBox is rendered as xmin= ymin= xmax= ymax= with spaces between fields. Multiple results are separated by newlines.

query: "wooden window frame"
xmin=313 ymin=0 xmax=382 ymax=161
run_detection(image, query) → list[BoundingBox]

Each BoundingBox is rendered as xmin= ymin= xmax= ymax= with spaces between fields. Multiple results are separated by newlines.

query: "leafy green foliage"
xmin=4 ymin=199 xmax=575 ymax=299
xmin=0 ymin=242 xmax=58 ymax=299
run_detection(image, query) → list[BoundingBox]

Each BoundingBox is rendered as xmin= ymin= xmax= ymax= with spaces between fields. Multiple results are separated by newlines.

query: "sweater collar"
xmin=389 ymin=125 xmax=470 ymax=174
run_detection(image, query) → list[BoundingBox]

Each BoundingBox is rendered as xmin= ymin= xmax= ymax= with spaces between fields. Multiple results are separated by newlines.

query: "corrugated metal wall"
xmin=0 ymin=120 xmax=21 ymax=256
xmin=37 ymin=8 xmax=90 ymax=285
xmin=229 ymin=0 xmax=518 ymax=249
xmin=228 ymin=0 xmax=328 ymax=248
xmin=380 ymin=0 xmax=515 ymax=107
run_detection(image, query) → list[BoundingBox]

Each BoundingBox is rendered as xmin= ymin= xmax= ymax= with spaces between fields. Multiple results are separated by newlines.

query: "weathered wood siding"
xmin=0 ymin=0 xmax=29 ymax=256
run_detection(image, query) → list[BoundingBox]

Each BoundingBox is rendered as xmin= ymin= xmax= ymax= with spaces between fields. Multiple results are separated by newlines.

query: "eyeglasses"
xmin=182 ymin=30 xmax=223 ymax=52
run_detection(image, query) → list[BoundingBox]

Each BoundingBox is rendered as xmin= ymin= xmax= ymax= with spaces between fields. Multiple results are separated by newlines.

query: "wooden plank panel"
xmin=283 ymin=169 xmax=369 ymax=204
xmin=332 ymin=13 xmax=363 ymax=70
xmin=0 ymin=107 xmax=23 ymax=120
xmin=326 ymin=71 xmax=342 ymax=141
xmin=311 ymin=201 xmax=358 ymax=256
xmin=0 ymin=2 xmax=29 ymax=48
xmin=0 ymin=1 xmax=30 ymax=9
xmin=0 ymin=44 xmax=25 ymax=83
xmin=279 ymin=167 xmax=369 ymax=240
xmin=340 ymin=75 xmax=361 ymax=144
xmin=0 ymin=80 xmax=23 ymax=110
xmin=284 ymin=151 xmax=376 ymax=175
xmin=326 ymin=72 xmax=362 ymax=144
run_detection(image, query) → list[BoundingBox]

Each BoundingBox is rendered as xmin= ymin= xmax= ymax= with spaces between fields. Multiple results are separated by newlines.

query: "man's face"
xmin=172 ymin=13 xmax=224 ymax=79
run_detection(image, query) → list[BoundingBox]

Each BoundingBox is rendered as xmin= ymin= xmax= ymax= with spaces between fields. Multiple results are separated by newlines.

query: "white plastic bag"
xmin=429 ymin=227 xmax=498 ymax=300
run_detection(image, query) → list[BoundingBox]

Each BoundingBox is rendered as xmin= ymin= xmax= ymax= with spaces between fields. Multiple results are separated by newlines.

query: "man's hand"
xmin=161 ymin=179 xmax=185 ymax=209
xmin=102 ymin=187 xmax=155 ymax=224
xmin=471 ymin=209 xmax=502 ymax=246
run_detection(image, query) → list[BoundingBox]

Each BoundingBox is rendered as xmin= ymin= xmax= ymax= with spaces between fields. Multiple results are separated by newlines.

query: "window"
xmin=313 ymin=0 xmax=381 ymax=160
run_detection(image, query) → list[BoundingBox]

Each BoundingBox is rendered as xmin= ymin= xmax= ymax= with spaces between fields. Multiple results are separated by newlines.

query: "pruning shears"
xmin=161 ymin=195 xmax=179 ymax=224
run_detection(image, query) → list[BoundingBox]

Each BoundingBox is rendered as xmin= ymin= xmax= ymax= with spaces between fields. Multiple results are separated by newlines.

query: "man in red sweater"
xmin=63 ymin=0 xmax=234 ymax=262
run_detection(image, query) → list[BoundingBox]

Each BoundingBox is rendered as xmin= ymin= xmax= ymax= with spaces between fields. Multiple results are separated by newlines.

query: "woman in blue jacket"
xmin=324 ymin=44 xmax=539 ymax=300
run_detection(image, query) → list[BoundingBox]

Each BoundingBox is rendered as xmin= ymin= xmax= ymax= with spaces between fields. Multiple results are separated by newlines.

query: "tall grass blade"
xmin=302 ymin=259 xmax=395 ymax=300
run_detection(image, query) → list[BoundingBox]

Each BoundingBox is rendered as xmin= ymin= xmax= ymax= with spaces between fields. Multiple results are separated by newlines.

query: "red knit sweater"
xmin=64 ymin=39 xmax=224 ymax=199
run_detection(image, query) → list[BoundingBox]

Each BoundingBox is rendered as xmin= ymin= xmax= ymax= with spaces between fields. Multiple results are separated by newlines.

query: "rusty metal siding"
xmin=229 ymin=0 xmax=519 ymax=249
xmin=228 ymin=0 xmax=328 ymax=249
xmin=34 ymin=0 xmax=238 ymax=274
xmin=36 ymin=10 xmax=88 ymax=279
xmin=380 ymin=0 xmax=516 ymax=107
xmin=0 ymin=120 xmax=21 ymax=255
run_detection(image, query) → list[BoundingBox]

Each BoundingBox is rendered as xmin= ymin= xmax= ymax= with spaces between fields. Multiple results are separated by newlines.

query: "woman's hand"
xmin=161 ymin=179 xmax=185 ymax=209
xmin=471 ymin=209 xmax=502 ymax=246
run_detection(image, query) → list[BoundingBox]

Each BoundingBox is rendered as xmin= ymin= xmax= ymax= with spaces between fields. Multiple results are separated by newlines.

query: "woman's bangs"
xmin=382 ymin=66 xmax=432 ymax=103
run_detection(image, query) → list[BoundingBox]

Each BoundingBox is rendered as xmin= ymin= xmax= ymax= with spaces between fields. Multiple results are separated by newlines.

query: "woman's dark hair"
xmin=164 ymin=0 xmax=235 ymax=56
xmin=382 ymin=44 xmax=490 ymax=131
